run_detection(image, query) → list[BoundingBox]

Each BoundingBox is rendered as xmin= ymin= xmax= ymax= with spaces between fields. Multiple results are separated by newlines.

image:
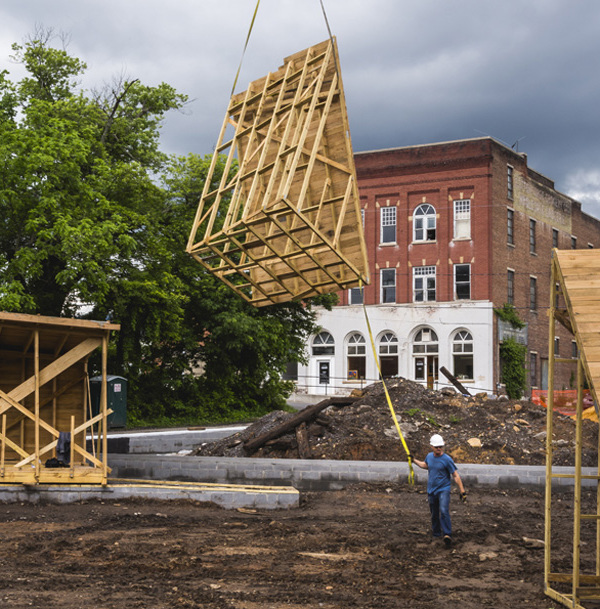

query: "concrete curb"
xmin=0 ymin=481 xmax=299 ymax=509
xmin=107 ymin=454 xmax=594 ymax=491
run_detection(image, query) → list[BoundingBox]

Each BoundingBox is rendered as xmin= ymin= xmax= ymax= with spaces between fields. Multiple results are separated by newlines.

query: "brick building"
xmin=295 ymin=136 xmax=600 ymax=397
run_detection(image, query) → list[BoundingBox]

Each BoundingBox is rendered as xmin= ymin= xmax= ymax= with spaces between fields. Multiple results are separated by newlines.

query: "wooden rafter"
xmin=186 ymin=38 xmax=369 ymax=306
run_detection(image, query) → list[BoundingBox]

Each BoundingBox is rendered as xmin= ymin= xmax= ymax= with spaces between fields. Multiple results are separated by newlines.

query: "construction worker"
xmin=412 ymin=434 xmax=467 ymax=547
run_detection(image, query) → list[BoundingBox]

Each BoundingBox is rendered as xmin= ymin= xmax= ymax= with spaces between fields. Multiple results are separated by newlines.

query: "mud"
xmin=0 ymin=483 xmax=587 ymax=608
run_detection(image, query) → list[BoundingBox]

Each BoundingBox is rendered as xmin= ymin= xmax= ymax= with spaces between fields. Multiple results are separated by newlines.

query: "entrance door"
xmin=427 ymin=355 xmax=439 ymax=389
xmin=318 ymin=360 xmax=331 ymax=385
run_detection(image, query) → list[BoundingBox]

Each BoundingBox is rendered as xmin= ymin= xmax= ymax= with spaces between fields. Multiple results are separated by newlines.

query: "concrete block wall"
xmin=108 ymin=454 xmax=595 ymax=492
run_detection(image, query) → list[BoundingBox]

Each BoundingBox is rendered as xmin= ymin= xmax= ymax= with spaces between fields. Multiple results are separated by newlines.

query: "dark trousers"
xmin=428 ymin=490 xmax=451 ymax=537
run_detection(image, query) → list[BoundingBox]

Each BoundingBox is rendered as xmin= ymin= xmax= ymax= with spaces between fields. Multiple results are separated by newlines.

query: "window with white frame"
xmin=380 ymin=206 xmax=396 ymax=243
xmin=552 ymin=228 xmax=559 ymax=248
xmin=312 ymin=332 xmax=334 ymax=355
xmin=507 ymin=208 xmax=514 ymax=245
xmin=507 ymin=165 xmax=514 ymax=200
xmin=378 ymin=332 xmax=399 ymax=378
xmin=412 ymin=328 xmax=438 ymax=381
xmin=530 ymin=276 xmax=537 ymax=310
xmin=347 ymin=333 xmax=366 ymax=379
xmin=572 ymin=341 xmax=578 ymax=359
xmin=413 ymin=266 xmax=436 ymax=302
xmin=454 ymin=264 xmax=471 ymax=300
xmin=381 ymin=268 xmax=396 ymax=303
xmin=453 ymin=199 xmax=471 ymax=239
xmin=349 ymin=286 xmax=363 ymax=305
xmin=529 ymin=219 xmax=536 ymax=254
xmin=413 ymin=204 xmax=436 ymax=242
xmin=452 ymin=330 xmax=473 ymax=380
xmin=507 ymin=269 xmax=515 ymax=305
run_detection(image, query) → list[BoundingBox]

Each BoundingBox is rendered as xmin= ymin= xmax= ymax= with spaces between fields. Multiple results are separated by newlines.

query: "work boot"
xmin=443 ymin=535 xmax=452 ymax=548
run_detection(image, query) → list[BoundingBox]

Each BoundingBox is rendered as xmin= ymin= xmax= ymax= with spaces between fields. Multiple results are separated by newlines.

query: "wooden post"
xmin=101 ymin=333 xmax=108 ymax=484
xmin=70 ymin=415 xmax=75 ymax=479
xmin=1 ymin=414 xmax=5 ymax=478
xmin=34 ymin=329 xmax=40 ymax=481
xmin=572 ymin=356 xmax=584 ymax=605
xmin=545 ymin=259 xmax=557 ymax=589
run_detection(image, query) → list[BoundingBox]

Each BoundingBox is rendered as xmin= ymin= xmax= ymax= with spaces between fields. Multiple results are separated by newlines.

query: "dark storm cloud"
xmin=1 ymin=0 xmax=600 ymax=214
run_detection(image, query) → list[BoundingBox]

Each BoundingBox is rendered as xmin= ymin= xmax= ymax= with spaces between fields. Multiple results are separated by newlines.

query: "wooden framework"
xmin=0 ymin=312 xmax=119 ymax=485
xmin=186 ymin=38 xmax=369 ymax=306
xmin=545 ymin=249 xmax=600 ymax=608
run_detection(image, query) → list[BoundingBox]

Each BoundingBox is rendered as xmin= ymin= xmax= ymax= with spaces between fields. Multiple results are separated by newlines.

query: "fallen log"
xmin=243 ymin=396 xmax=355 ymax=454
xmin=296 ymin=422 xmax=311 ymax=459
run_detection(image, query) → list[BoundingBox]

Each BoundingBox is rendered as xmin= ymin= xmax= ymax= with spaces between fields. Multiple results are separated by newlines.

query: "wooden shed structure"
xmin=0 ymin=312 xmax=120 ymax=485
xmin=186 ymin=38 xmax=369 ymax=306
xmin=545 ymin=249 xmax=600 ymax=607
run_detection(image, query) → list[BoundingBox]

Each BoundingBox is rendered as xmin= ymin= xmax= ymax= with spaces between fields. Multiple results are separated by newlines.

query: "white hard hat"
xmin=430 ymin=434 xmax=445 ymax=447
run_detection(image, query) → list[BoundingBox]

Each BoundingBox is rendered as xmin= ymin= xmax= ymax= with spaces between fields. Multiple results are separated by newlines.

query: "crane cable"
xmin=360 ymin=280 xmax=415 ymax=485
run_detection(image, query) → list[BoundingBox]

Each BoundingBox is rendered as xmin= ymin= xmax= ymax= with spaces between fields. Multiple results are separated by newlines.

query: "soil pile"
xmin=194 ymin=378 xmax=598 ymax=466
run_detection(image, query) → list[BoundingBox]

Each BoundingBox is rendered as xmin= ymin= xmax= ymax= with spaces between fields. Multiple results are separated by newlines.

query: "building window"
xmin=507 ymin=165 xmax=514 ymax=200
xmin=530 ymin=277 xmax=537 ymax=311
xmin=361 ymin=208 xmax=365 ymax=227
xmin=413 ymin=204 xmax=436 ymax=242
xmin=571 ymin=236 xmax=577 ymax=249
xmin=379 ymin=332 xmax=399 ymax=378
xmin=452 ymin=330 xmax=473 ymax=381
xmin=453 ymin=199 xmax=471 ymax=239
xmin=349 ymin=286 xmax=363 ymax=305
xmin=507 ymin=208 xmax=514 ymax=245
xmin=572 ymin=341 xmax=578 ymax=359
xmin=530 ymin=352 xmax=538 ymax=387
xmin=413 ymin=328 xmax=439 ymax=383
xmin=454 ymin=264 xmax=471 ymax=300
xmin=552 ymin=229 xmax=558 ymax=249
xmin=312 ymin=332 xmax=334 ymax=355
xmin=347 ymin=333 xmax=366 ymax=379
xmin=507 ymin=269 xmax=515 ymax=305
xmin=381 ymin=206 xmax=397 ymax=244
xmin=529 ymin=219 xmax=536 ymax=254
xmin=413 ymin=266 xmax=436 ymax=302
xmin=381 ymin=269 xmax=396 ymax=303
xmin=554 ymin=337 xmax=560 ymax=356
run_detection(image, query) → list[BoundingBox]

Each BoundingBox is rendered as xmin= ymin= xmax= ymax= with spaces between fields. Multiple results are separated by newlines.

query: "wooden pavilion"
xmin=545 ymin=249 xmax=600 ymax=607
xmin=186 ymin=38 xmax=369 ymax=306
xmin=0 ymin=311 xmax=119 ymax=485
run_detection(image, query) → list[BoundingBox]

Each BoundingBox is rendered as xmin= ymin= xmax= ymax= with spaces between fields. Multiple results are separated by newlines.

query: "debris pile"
xmin=193 ymin=378 xmax=598 ymax=466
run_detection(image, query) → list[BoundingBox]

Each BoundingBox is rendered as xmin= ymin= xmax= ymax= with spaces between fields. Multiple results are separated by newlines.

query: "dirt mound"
xmin=194 ymin=378 xmax=598 ymax=466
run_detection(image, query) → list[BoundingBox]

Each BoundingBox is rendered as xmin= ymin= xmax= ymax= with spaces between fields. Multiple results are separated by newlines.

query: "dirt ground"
xmin=0 ymin=483 xmax=592 ymax=608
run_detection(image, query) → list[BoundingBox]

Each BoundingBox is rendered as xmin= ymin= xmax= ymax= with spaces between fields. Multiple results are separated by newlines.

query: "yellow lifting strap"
xmin=230 ymin=0 xmax=261 ymax=96
xmin=360 ymin=281 xmax=415 ymax=485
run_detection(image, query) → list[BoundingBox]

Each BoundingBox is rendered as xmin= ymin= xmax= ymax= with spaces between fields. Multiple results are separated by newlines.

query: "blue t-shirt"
xmin=425 ymin=452 xmax=457 ymax=495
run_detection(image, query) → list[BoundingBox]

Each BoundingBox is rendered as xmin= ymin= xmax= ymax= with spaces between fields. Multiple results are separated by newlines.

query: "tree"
xmin=0 ymin=33 xmax=330 ymax=424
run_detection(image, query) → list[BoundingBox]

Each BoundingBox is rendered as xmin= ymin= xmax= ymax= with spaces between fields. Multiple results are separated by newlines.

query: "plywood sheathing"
xmin=186 ymin=38 xmax=369 ymax=306
xmin=0 ymin=311 xmax=119 ymax=485
xmin=545 ymin=249 xmax=600 ymax=608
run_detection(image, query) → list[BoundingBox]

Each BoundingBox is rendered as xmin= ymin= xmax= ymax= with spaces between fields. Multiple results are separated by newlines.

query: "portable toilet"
xmin=90 ymin=375 xmax=128 ymax=428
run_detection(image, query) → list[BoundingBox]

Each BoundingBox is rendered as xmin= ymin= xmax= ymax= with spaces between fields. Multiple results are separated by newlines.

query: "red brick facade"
xmin=343 ymin=137 xmax=600 ymax=393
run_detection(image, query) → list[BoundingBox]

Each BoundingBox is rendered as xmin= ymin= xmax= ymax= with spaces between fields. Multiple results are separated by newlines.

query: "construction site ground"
xmin=0 ymin=483 xmax=586 ymax=608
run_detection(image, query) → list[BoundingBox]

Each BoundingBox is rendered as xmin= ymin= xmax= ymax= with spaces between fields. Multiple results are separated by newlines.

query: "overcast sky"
xmin=2 ymin=0 xmax=600 ymax=215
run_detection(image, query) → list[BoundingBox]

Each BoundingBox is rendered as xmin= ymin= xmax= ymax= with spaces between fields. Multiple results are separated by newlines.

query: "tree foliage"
xmin=0 ymin=32 xmax=327 ymax=424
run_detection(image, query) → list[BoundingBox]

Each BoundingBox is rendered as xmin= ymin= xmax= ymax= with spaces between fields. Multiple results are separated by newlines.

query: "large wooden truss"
xmin=0 ymin=312 xmax=119 ymax=485
xmin=186 ymin=38 xmax=369 ymax=306
xmin=545 ymin=249 xmax=600 ymax=608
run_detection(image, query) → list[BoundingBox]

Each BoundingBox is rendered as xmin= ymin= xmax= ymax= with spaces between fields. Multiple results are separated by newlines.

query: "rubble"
xmin=193 ymin=377 xmax=598 ymax=466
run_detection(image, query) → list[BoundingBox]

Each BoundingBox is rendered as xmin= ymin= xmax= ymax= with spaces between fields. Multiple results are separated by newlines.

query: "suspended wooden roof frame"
xmin=186 ymin=38 xmax=369 ymax=306
xmin=0 ymin=311 xmax=119 ymax=485
xmin=545 ymin=249 xmax=600 ymax=608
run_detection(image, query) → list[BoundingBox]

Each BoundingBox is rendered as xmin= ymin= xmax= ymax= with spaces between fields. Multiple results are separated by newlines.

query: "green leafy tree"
xmin=0 ymin=33 xmax=330 ymax=424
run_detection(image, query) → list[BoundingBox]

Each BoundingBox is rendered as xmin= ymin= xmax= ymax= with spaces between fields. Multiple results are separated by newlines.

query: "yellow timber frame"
xmin=0 ymin=312 xmax=120 ymax=485
xmin=545 ymin=249 xmax=600 ymax=607
xmin=186 ymin=38 xmax=369 ymax=306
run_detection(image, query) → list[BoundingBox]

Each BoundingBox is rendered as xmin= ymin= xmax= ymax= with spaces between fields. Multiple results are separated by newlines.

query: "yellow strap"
xmin=360 ymin=281 xmax=415 ymax=485
xmin=230 ymin=0 xmax=261 ymax=97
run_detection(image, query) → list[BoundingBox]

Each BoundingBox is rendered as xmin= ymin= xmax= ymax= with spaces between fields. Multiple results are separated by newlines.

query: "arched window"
xmin=412 ymin=328 xmax=438 ymax=385
xmin=347 ymin=333 xmax=366 ymax=379
xmin=413 ymin=204 xmax=436 ymax=242
xmin=312 ymin=332 xmax=334 ymax=355
xmin=453 ymin=330 xmax=473 ymax=380
xmin=378 ymin=332 xmax=398 ymax=378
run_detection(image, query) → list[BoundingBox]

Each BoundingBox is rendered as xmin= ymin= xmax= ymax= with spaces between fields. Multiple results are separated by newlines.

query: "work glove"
xmin=460 ymin=492 xmax=467 ymax=504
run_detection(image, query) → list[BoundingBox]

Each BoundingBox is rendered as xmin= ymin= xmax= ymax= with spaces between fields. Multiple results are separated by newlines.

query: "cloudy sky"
xmin=2 ymin=0 xmax=600 ymax=215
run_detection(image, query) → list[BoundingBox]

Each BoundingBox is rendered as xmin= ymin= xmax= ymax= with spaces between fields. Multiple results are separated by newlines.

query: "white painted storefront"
xmin=295 ymin=301 xmax=494 ymax=397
